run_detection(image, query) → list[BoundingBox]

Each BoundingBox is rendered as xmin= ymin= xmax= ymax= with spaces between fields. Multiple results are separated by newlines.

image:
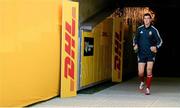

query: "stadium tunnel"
xmin=0 ymin=0 xmax=179 ymax=107
xmin=78 ymin=0 xmax=180 ymax=90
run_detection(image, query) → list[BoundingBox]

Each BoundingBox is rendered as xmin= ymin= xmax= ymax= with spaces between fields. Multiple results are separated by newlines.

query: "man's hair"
xmin=144 ymin=13 xmax=152 ymax=19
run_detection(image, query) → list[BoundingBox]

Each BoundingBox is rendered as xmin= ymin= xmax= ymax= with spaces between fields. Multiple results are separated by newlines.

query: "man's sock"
xmin=146 ymin=74 xmax=153 ymax=89
xmin=139 ymin=76 xmax=144 ymax=83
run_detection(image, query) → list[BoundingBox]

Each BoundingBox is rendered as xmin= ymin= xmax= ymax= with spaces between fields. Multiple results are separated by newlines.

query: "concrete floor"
xmin=30 ymin=77 xmax=180 ymax=107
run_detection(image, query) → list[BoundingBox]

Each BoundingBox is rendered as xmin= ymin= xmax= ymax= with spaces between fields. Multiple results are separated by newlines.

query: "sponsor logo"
xmin=64 ymin=7 xmax=76 ymax=92
xmin=84 ymin=37 xmax=94 ymax=56
xmin=149 ymin=31 xmax=152 ymax=36
xmin=114 ymin=32 xmax=122 ymax=79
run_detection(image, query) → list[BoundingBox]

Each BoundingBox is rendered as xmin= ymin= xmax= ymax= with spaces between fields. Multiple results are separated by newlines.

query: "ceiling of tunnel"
xmin=117 ymin=0 xmax=179 ymax=8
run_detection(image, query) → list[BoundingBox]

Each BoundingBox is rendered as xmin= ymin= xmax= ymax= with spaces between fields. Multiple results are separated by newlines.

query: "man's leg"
xmin=146 ymin=61 xmax=154 ymax=95
xmin=138 ymin=63 xmax=146 ymax=90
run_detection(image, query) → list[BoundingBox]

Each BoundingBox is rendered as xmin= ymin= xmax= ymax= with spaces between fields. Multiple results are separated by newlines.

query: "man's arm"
xmin=133 ymin=29 xmax=140 ymax=53
xmin=152 ymin=26 xmax=163 ymax=49
xmin=133 ymin=29 xmax=140 ymax=46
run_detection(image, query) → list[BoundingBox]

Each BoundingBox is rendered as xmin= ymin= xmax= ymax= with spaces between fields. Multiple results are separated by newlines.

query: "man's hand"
xmin=133 ymin=44 xmax=138 ymax=53
xmin=150 ymin=46 xmax=157 ymax=53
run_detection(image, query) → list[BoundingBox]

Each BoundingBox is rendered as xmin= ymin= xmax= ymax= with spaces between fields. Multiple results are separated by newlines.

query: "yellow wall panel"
xmin=81 ymin=31 xmax=94 ymax=86
xmin=101 ymin=19 xmax=113 ymax=80
xmin=0 ymin=0 xmax=61 ymax=106
xmin=81 ymin=18 xmax=113 ymax=87
xmin=92 ymin=24 xmax=102 ymax=83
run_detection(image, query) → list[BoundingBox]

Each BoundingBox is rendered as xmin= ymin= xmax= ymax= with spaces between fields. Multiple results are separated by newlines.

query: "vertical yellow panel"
xmin=81 ymin=31 xmax=93 ymax=86
xmin=61 ymin=0 xmax=79 ymax=98
xmin=112 ymin=17 xmax=124 ymax=82
xmin=101 ymin=18 xmax=113 ymax=80
xmin=92 ymin=28 xmax=99 ymax=83
xmin=0 ymin=0 xmax=61 ymax=106
xmin=120 ymin=18 xmax=124 ymax=82
xmin=93 ymin=24 xmax=102 ymax=82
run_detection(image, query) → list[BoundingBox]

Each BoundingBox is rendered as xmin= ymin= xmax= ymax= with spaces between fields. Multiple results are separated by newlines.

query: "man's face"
xmin=143 ymin=15 xmax=151 ymax=26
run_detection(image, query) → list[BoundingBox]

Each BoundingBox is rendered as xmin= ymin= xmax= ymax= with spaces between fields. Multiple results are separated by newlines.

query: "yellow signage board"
xmin=61 ymin=0 xmax=79 ymax=98
xmin=112 ymin=18 xmax=124 ymax=82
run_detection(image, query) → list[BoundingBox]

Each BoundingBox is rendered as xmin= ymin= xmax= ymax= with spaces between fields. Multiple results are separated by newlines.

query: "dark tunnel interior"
xmin=153 ymin=6 xmax=180 ymax=77
xmin=116 ymin=0 xmax=180 ymax=77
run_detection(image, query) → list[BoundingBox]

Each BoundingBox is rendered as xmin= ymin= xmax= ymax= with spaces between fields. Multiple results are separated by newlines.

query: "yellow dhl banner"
xmin=112 ymin=18 xmax=124 ymax=82
xmin=60 ymin=0 xmax=79 ymax=98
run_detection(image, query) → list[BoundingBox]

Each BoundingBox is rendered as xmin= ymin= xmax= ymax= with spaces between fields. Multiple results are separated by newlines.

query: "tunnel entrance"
xmin=77 ymin=7 xmax=156 ymax=91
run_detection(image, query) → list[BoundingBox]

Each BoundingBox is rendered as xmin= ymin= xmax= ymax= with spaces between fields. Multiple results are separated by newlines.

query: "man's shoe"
xmin=145 ymin=88 xmax=150 ymax=95
xmin=138 ymin=82 xmax=144 ymax=92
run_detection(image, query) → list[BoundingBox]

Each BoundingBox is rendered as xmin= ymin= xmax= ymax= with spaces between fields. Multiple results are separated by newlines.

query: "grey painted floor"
xmin=30 ymin=77 xmax=180 ymax=107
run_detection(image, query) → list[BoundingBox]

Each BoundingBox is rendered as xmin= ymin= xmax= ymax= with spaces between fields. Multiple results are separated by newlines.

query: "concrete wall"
xmin=79 ymin=0 xmax=112 ymax=23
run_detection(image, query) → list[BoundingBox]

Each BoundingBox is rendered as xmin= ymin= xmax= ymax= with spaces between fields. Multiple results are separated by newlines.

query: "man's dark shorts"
xmin=137 ymin=54 xmax=155 ymax=63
